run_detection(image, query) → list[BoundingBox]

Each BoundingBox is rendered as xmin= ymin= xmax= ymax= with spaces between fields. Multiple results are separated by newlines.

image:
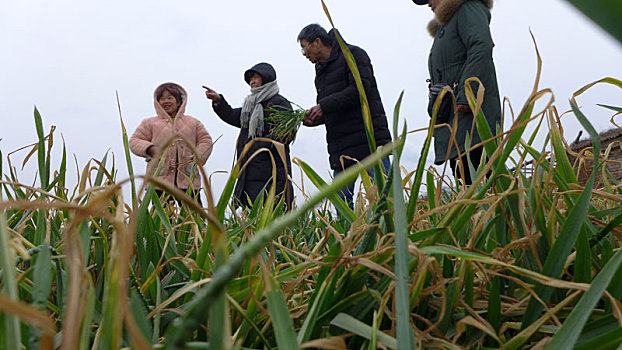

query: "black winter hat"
xmin=244 ymin=62 xmax=277 ymax=85
xmin=412 ymin=0 xmax=428 ymax=4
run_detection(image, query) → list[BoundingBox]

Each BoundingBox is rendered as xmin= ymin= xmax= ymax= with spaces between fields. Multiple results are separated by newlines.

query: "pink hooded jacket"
xmin=129 ymin=83 xmax=213 ymax=190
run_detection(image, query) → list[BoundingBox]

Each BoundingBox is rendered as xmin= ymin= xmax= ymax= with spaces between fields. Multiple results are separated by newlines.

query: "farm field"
xmin=2 ymin=69 xmax=622 ymax=349
xmin=2 ymin=2 xmax=622 ymax=349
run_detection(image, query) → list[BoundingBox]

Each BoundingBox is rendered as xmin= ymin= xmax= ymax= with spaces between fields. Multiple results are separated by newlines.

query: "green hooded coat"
xmin=427 ymin=0 xmax=502 ymax=164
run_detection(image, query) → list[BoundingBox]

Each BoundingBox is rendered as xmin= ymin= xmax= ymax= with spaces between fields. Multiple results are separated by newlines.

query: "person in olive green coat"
xmin=414 ymin=0 xmax=502 ymax=185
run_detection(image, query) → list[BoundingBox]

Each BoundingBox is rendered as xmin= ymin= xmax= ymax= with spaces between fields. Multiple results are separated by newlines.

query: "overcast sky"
xmin=1 ymin=0 xmax=621 ymax=204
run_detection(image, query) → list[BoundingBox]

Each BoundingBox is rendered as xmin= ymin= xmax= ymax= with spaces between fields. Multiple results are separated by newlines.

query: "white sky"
xmin=1 ymin=0 xmax=621 ymax=204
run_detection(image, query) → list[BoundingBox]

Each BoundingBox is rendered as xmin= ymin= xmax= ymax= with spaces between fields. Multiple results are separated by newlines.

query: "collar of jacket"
xmin=315 ymin=29 xmax=343 ymax=72
xmin=427 ymin=0 xmax=494 ymax=37
xmin=315 ymin=45 xmax=341 ymax=73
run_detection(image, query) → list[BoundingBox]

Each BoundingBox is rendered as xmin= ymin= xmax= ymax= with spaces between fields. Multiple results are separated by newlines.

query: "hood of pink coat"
xmin=153 ymin=82 xmax=188 ymax=120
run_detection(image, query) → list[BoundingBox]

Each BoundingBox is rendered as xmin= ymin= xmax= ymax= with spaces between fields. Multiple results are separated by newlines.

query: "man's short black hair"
xmin=297 ymin=23 xmax=331 ymax=46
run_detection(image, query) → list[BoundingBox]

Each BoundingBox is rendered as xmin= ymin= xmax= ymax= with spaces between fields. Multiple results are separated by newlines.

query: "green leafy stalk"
xmin=546 ymin=247 xmax=622 ymax=349
xmin=265 ymin=104 xmax=306 ymax=143
xmin=28 ymin=244 xmax=52 ymax=349
xmin=34 ymin=108 xmax=49 ymax=246
xmin=0 ymin=212 xmax=21 ymax=350
xmin=34 ymin=107 xmax=49 ymax=190
xmin=330 ymin=313 xmax=397 ymax=349
xmin=265 ymin=272 xmax=299 ymax=349
xmin=295 ymin=159 xmax=357 ymax=223
xmin=564 ymin=0 xmax=622 ymax=43
xmin=391 ymin=92 xmax=415 ymax=349
xmin=406 ymin=85 xmax=442 ymax=222
xmin=117 ymin=91 xmax=138 ymax=208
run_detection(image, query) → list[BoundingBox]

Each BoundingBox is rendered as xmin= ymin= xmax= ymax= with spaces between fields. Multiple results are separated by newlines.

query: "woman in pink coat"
xmin=130 ymin=82 xmax=213 ymax=204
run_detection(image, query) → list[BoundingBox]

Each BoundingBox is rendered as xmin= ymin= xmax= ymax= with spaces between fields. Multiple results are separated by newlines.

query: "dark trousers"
xmin=333 ymin=157 xmax=391 ymax=209
xmin=450 ymin=146 xmax=483 ymax=186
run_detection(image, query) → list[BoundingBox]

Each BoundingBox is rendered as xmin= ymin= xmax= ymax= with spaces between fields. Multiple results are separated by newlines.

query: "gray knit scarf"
xmin=240 ymin=80 xmax=280 ymax=139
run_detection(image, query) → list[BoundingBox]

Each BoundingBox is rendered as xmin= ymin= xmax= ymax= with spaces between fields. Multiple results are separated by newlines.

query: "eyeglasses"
xmin=300 ymin=41 xmax=313 ymax=55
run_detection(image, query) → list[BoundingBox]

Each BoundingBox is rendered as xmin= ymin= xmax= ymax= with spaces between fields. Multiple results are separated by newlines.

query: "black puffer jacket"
xmin=314 ymin=29 xmax=392 ymax=170
xmin=212 ymin=63 xmax=294 ymax=209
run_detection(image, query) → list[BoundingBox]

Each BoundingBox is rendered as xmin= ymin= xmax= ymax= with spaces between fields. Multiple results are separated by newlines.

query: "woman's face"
xmin=249 ymin=73 xmax=263 ymax=88
xmin=159 ymin=90 xmax=180 ymax=116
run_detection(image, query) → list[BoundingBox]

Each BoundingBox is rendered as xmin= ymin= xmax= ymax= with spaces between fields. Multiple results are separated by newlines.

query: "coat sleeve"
xmin=212 ymin=95 xmax=242 ymax=128
xmin=195 ymin=120 xmax=213 ymax=165
xmin=318 ymin=47 xmax=374 ymax=114
xmin=129 ymin=119 xmax=154 ymax=158
xmin=455 ymin=2 xmax=496 ymax=106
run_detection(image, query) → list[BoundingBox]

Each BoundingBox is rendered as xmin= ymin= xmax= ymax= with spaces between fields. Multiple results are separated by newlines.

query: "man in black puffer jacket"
xmin=297 ymin=23 xmax=392 ymax=207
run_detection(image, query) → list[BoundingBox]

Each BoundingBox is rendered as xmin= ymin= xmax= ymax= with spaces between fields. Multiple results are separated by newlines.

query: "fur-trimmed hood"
xmin=427 ymin=0 xmax=494 ymax=36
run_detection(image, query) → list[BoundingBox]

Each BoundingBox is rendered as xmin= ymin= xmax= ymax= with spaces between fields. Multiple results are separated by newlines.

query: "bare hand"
xmin=147 ymin=145 xmax=159 ymax=157
xmin=456 ymin=104 xmax=470 ymax=113
xmin=303 ymin=104 xmax=323 ymax=126
xmin=203 ymin=86 xmax=221 ymax=101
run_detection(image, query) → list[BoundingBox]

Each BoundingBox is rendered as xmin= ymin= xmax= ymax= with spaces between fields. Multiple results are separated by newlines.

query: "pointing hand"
xmin=202 ymin=85 xmax=221 ymax=102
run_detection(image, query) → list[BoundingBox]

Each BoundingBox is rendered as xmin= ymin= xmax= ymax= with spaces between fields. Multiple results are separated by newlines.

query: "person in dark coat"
xmin=204 ymin=62 xmax=294 ymax=210
xmin=414 ymin=0 xmax=502 ymax=185
xmin=297 ymin=23 xmax=392 ymax=207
